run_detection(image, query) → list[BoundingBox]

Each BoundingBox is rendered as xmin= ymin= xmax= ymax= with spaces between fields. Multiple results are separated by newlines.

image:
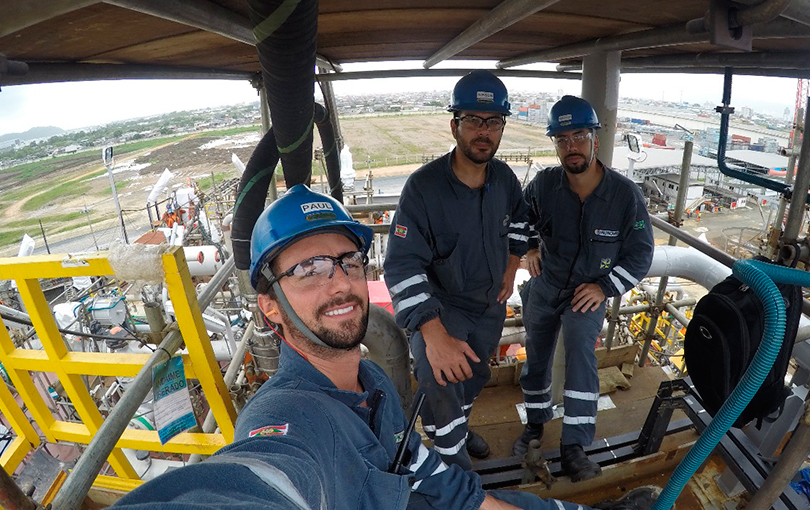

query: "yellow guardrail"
xmin=0 ymin=247 xmax=236 ymax=490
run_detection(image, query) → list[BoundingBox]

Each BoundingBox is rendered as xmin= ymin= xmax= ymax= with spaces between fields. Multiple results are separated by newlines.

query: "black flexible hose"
xmin=232 ymin=128 xmax=280 ymax=270
xmin=247 ymin=0 xmax=318 ymax=188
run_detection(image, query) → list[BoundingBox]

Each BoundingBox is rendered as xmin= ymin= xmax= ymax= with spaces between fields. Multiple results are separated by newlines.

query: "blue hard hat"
xmin=448 ymin=70 xmax=511 ymax=116
xmin=546 ymin=95 xmax=600 ymax=136
xmin=249 ymin=184 xmax=373 ymax=290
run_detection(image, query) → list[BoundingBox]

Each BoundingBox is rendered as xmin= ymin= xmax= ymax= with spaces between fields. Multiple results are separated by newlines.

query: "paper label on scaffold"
xmin=152 ymin=356 xmax=196 ymax=445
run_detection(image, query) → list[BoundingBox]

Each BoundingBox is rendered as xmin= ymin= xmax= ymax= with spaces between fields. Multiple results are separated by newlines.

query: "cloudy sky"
xmin=0 ymin=60 xmax=799 ymax=137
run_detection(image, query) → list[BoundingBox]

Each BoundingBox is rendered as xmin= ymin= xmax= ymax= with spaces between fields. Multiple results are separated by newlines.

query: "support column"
xmin=317 ymin=66 xmax=344 ymax=152
xmin=258 ymin=84 xmax=278 ymax=202
xmin=581 ymin=51 xmax=621 ymax=167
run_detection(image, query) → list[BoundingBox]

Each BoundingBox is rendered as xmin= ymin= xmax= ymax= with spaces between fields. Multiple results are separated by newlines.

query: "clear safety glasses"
xmin=552 ymin=131 xmax=592 ymax=148
xmin=266 ymin=251 xmax=368 ymax=290
xmin=455 ymin=115 xmax=506 ymax=131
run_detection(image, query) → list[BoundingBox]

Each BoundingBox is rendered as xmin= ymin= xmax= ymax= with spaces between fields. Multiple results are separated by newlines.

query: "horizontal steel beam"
xmin=619 ymin=66 xmax=810 ymax=79
xmin=1 ymin=63 xmax=255 ymax=86
xmin=560 ymin=52 xmax=810 ymax=70
xmin=316 ymin=68 xmax=580 ymax=82
xmin=0 ymin=0 xmax=99 ymax=39
xmin=102 ymin=0 xmax=340 ymax=71
xmin=423 ymin=0 xmax=561 ymax=68
xmin=498 ymin=17 xmax=810 ymax=68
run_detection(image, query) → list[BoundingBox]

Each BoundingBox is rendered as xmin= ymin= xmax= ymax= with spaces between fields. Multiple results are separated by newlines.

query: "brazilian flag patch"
xmin=633 ymin=220 xmax=646 ymax=230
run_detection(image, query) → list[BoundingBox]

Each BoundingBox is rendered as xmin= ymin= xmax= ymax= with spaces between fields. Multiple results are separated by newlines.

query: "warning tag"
xmin=152 ymin=356 xmax=196 ymax=445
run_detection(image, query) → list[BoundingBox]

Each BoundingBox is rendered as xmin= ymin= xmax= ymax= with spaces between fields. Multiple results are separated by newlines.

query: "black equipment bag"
xmin=684 ymin=261 xmax=802 ymax=428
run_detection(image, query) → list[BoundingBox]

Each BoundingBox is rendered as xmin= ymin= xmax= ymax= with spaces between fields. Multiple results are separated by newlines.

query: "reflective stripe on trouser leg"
xmin=520 ymin=284 xmax=565 ymax=425
xmin=409 ymin=303 xmax=505 ymax=470
xmin=559 ymin=302 xmax=605 ymax=447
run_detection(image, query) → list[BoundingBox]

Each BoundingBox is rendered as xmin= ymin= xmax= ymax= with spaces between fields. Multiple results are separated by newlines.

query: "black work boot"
xmin=466 ymin=430 xmax=491 ymax=459
xmin=593 ymin=486 xmax=661 ymax=509
xmin=512 ymin=422 xmax=544 ymax=457
xmin=560 ymin=443 xmax=602 ymax=482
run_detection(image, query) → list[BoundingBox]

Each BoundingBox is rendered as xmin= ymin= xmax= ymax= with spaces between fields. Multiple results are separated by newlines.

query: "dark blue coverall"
xmin=384 ymin=150 xmax=529 ymax=469
xmin=112 ymin=344 xmax=591 ymax=510
xmin=521 ymin=164 xmax=654 ymax=448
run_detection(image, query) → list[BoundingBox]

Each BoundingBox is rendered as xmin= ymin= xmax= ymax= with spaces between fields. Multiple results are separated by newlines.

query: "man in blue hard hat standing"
xmin=384 ymin=70 xmax=530 ymax=469
xmin=512 ymin=96 xmax=654 ymax=482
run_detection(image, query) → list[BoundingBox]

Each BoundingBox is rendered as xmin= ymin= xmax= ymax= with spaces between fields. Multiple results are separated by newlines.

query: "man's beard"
xmin=562 ymin=152 xmax=589 ymax=175
xmin=279 ymin=295 xmax=369 ymax=354
xmin=457 ymin=132 xmax=500 ymax=164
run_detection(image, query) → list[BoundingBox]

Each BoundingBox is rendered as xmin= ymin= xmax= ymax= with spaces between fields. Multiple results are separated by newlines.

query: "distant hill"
xmin=0 ymin=126 xmax=64 ymax=144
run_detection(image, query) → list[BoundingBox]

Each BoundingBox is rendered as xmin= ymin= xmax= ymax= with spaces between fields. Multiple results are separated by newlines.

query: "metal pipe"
xmin=646 ymin=139 xmax=693 ymax=355
xmin=346 ymin=203 xmax=398 ymax=214
xmin=714 ymin=68 xmax=806 ymax=203
xmin=0 ymin=465 xmax=35 ymax=510
xmin=746 ymin=402 xmax=810 ymax=509
xmin=781 ymin=103 xmax=810 ymax=243
xmin=604 ymin=297 xmax=622 ymax=350
xmin=1 ymin=63 xmax=254 ymax=87
xmin=771 ymin=110 xmax=802 ymax=256
xmin=258 ymin=82 xmax=278 ymax=203
xmin=422 ymin=0 xmax=561 ymax=68
xmin=650 ymin=215 xmax=736 ymax=267
xmin=317 ymin=66 xmax=344 ymax=153
xmin=316 ymin=68 xmax=581 ymax=82
xmin=187 ymin=320 xmax=255 ymax=465
xmin=608 ymin=66 xmax=810 ymax=80
xmin=583 ymin=52 xmax=810 ymax=70
xmin=639 ymin=282 xmax=667 ymax=367
xmin=581 ymin=51 xmax=621 ymax=167
xmin=733 ymin=0 xmax=793 ymax=27
xmin=664 ymin=303 xmax=691 ymax=329
xmin=52 ymin=256 xmax=235 ymax=510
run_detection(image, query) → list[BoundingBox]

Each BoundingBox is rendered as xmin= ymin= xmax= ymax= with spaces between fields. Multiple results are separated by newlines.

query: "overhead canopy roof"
xmin=1 ymin=0 xmax=810 ymax=86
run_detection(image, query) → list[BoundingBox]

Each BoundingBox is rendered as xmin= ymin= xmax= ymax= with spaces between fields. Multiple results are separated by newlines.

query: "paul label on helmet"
xmin=384 ymin=70 xmax=530 ymax=470
xmin=513 ymin=96 xmax=654 ymax=484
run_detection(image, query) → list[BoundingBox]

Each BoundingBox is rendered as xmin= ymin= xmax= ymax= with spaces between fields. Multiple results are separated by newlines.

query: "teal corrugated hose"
xmin=652 ymin=259 xmax=810 ymax=509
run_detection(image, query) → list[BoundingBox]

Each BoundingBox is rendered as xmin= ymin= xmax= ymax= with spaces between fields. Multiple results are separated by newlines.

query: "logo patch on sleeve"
xmin=249 ymin=424 xmax=289 ymax=438
xmin=394 ymin=224 xmax=408 ymax=238
xmin=600 ymin=258 xmax=612 ymax=269
xmin=633 ymin=220 xmax=646 ymax=230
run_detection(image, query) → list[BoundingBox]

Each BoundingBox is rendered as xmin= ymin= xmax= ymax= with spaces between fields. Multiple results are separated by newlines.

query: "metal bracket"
xmin=708 ymin=0 xmax=753 ymax=51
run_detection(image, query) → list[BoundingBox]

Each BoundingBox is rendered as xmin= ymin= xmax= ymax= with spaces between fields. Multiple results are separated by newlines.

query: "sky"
xmin=0 ymin=60 xmax=800 ymax=137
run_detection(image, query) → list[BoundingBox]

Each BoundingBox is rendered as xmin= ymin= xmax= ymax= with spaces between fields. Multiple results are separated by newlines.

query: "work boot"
xmin=466 ymin=430 xmax=491 ymax=459
xmin=512 ymin=422 xmax=544 ymax=457
xmin=560 ymin=443 xmax=602 ymax=482
xmin=593 ymin=486 xmax=661 ymax=509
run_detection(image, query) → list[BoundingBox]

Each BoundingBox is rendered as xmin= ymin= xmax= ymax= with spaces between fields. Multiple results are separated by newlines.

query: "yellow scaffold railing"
xmin=0 ymin=247 xmax=236 ymax=491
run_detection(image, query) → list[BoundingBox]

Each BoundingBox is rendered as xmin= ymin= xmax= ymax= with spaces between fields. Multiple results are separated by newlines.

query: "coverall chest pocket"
xmin=432 ymin=233 xmax=464 ymax=294
xmin=590 ymin=237 xmax=621 ymax=274
xmin=357 ymin=462 xmax=411 ymax=510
